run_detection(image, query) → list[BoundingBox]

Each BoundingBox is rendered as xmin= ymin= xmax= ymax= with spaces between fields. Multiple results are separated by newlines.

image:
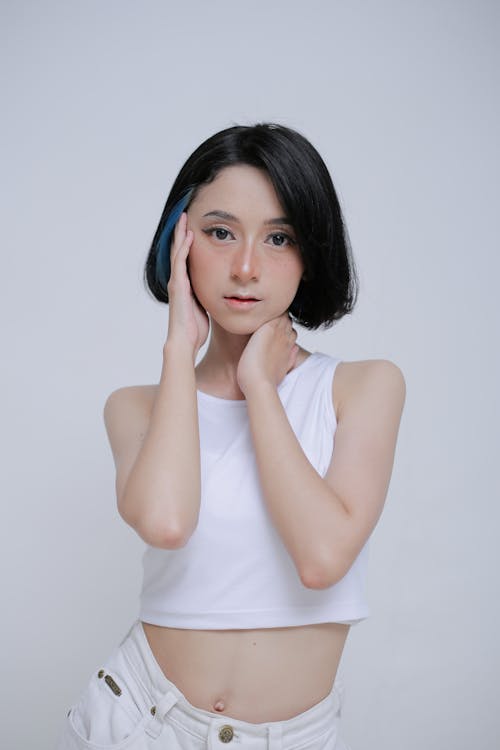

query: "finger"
xmin=172 ymin=212 xmax=185 ymax=245
xmin=179 ymin=229 xmax=194 ymax=264
xmin=171 ymin=224 xmax=193 ymax=275
xmin=170 ymin=212 xmax=188 ymax=264
xmin=173 ymin=213 xmax=188 ymax=252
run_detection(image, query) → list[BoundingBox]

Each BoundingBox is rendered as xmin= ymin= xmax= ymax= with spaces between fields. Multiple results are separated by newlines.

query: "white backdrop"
xmin=2 ymin=1 xmax=499 ymax=748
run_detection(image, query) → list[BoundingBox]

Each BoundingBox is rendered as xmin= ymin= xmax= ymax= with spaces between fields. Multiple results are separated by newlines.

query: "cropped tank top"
xmin=139 ymin=351 xmax=370 ymax=629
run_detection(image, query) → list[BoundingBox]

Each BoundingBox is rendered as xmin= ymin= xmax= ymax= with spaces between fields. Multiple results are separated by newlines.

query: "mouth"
xmin=224 ymin=296 xmax=261 ymax=301
xmin=223 ymin=296 xmax=261 ymax=309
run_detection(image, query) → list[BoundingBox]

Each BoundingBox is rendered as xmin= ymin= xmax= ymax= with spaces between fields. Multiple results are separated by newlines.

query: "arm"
xmin=103 ymin=341 xmax=201 ymax=549
xmin=103 ymin=212 xmax=209 ymax=549
xmin=244 ymin=359 xmax=406 ymax=588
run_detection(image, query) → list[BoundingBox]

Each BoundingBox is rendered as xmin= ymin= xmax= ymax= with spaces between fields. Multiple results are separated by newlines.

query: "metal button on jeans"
xmin=218 ymin=724 xmax=234 ymax=742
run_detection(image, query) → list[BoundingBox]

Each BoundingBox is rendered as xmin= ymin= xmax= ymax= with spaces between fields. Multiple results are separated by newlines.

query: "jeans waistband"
xmin=119 ymin=620 xmax=344 ymax=748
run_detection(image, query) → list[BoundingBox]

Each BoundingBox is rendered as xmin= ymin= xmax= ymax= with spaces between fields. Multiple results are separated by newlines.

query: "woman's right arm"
xmin=104 ymin=212 xmax=209 ymax=549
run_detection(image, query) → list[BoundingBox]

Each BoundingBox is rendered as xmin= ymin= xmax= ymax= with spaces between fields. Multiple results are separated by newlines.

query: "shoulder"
xmin=332 ymin=358 xmax=406 ymax=420
xmin=103 ymin=385 xmax=156 ymax=447
xmin=103 ymin=384 xmax=156 ymax=419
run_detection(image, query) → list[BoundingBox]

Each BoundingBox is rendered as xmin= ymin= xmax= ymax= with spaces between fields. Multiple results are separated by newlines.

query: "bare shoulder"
xmin=333 ymin=359 xmax=406 ymax=420
xmin=102 ymin=385 xmax=157 ymax=465
xmin=322 ymin=359 xmax=406 ymax=575
xmin=103 ymin=384 xmax=156 ymax=421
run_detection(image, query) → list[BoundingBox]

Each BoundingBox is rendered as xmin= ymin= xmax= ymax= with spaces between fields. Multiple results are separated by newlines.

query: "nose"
xmin=230 ymin=240 xmax=261 ymax=282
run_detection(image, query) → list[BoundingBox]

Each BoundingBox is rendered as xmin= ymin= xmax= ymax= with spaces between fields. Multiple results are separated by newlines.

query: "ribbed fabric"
xmin=139 ymin=351 xmax=370 ymax=629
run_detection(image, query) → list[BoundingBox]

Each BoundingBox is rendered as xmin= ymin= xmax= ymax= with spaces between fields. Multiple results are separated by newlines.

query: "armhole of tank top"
xmin=324 ymin=357 xmax=342 ymax=431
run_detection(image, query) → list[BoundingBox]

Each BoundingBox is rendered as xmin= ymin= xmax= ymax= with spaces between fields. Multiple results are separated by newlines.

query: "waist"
xmin=140 ymin=620 xmax=350 ymax=723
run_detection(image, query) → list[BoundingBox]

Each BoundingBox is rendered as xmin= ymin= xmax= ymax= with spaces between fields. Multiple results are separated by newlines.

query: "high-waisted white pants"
xmin=56 ymin=620 xmax=352 ymax=750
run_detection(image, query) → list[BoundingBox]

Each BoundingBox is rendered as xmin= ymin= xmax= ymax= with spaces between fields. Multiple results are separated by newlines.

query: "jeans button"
xmin=218 ymin=724 xmax=234 ymax=742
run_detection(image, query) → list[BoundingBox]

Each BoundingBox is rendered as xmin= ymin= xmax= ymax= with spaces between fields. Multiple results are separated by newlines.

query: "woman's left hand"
xmin=237 ymin=312 xmax=299 ymax=397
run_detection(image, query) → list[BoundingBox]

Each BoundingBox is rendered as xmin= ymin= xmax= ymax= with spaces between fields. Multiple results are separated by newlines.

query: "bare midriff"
xmin=141 ymin=621 xmax=350 ymax=723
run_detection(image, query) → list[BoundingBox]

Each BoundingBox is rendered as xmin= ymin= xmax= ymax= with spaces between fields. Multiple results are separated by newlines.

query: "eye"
xmin=202 ymin=226 xmax=234 ymax=241
xmin=267 ymin=232 xmax=296 ymax=248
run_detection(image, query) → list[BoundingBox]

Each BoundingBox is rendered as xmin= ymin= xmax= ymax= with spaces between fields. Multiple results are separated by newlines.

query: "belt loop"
xmin=267 ymin=723 xmax=283 ymax=750
xmin=145 ymin=690 xmax=179 ymax=739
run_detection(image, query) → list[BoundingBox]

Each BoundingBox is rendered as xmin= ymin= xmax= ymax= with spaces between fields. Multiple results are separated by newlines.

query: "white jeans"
xmin=56 ymin=620 xmax=351 ymax=750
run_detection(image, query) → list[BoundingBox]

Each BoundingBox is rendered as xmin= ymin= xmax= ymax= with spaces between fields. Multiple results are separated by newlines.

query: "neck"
xmin=195 ymin=321 xmax=253 ymax=394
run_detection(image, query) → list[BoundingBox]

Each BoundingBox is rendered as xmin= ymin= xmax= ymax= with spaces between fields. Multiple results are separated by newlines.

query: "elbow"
xmin=300 ymin=566 xmax=337 ymax=590
xmin=139 ymin=522 xmax=191 ymax=550
xmin=299 ymin=554 xmax=352 ymax=590
xmin=118 ymin=500 xmax=194 ymax=549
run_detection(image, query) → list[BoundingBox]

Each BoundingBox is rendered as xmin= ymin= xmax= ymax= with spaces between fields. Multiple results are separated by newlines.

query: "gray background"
xmin=2 ymin=1 xmax=499 ymax=748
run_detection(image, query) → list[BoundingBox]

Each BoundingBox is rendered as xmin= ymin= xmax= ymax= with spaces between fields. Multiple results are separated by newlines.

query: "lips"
xmin=223 ymin=296 xmax=261 ymax=309
xmin=224 ymin=295 xmax=261 ymax=301
xmin=225 ymin=297 xmax=259 ymax=301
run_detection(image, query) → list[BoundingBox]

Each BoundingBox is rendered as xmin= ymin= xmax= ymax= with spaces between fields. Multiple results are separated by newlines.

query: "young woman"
xmin=57 ymin=123 xmax=405 ymax=749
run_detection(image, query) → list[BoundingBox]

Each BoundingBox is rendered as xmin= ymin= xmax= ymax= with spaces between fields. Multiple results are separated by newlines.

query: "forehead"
xmin=190 ymin=164 xmax=285 ymax=217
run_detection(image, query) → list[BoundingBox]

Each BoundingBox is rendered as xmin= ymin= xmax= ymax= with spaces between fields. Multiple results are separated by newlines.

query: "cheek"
xmin=187 ymin=240 xmax=211 ymax=279
xmin=278 ymin=256 xmax=305 ymax=306
xmin=291 ymin=247 xmax=305 ymax=275
xmin=276 ymin=254 xmax=304 ymax=287
xmin=186 ymin=241 xmax=218 ymax=303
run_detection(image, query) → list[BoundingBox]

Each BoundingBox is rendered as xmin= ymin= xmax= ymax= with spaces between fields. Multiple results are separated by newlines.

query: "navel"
xmin=213 ymin=699 xmax=226 ymax=712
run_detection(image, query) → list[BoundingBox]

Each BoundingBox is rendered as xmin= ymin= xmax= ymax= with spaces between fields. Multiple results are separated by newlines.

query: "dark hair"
xmin=144 ymin=123 xmax=359 ymax=329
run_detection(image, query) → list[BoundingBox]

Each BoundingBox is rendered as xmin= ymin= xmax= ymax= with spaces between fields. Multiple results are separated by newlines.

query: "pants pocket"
xmin=60 ymin=647 xmax=152 ymax=749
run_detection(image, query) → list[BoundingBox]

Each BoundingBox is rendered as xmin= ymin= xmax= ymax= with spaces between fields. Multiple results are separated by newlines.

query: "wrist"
xmin=163 ymin=337 xmax=197 ymax=366
xmin=242 ymin=378 xmax=277 ymax=402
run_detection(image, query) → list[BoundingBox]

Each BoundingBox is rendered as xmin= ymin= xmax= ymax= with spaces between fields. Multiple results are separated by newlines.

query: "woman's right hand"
xmin=165 ymin=212 xmax=210 ymax=358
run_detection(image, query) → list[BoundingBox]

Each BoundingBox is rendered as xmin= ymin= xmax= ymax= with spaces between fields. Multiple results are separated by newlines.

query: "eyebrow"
xmin=202 ymin=210 xmax=293 ymax=226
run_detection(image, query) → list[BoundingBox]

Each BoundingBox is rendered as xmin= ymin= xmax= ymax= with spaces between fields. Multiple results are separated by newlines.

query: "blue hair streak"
xmin=155 ymin=188 xmax=194 ymax=289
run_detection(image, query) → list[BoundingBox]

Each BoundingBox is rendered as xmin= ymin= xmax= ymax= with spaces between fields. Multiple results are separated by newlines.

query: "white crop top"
xmin=139 ymin=351 xmax=370 ymax=629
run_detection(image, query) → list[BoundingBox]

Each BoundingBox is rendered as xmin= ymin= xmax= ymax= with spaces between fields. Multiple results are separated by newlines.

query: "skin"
xmin=184 ymin=163 xmax=306 ymax=399
xmin=104 ymin=164 xmax=406 ymax=723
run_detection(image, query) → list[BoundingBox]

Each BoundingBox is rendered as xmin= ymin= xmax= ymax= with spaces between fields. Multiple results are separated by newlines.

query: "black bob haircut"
xmin=144 ymin=122 xmax=359 ymax=330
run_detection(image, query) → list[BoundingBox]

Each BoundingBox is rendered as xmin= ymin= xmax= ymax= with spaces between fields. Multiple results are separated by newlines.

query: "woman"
xmin=57 ymin=123 xmax=406 ymax=749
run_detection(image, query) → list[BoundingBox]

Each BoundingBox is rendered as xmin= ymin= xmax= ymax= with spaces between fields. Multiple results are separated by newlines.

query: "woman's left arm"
xmin=244 ymin=359 xmax=406 ymax=589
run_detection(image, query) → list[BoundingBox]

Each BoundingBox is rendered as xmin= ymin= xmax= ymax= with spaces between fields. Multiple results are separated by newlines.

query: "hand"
xmin=165 ymin=212 xmax=209 ymax=357
xmin=236 ymin=312 xmax=299 ymax=397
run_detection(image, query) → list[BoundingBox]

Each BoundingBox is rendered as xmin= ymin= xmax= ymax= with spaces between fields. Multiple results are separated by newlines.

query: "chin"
xmin=213 ymin=319 xmax=261 ymax=336
xmin=207 ymin=301 xmax=293 ymax=334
